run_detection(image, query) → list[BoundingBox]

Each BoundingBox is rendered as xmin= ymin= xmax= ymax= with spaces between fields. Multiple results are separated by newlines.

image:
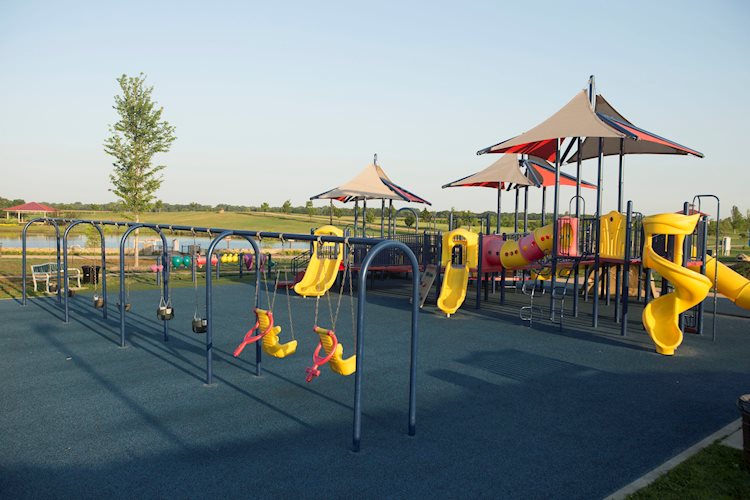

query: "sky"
xmin=1 ymin=0 xmax=749 ymax=219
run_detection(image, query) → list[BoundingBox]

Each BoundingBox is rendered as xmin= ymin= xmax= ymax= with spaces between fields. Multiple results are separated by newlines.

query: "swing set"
xmin=230 ymin=237 xmax=358 ymax=382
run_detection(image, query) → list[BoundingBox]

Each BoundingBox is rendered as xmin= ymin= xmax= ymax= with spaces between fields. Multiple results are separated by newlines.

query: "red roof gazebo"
xmin=3 ymin=202 xmax=58 ymax=222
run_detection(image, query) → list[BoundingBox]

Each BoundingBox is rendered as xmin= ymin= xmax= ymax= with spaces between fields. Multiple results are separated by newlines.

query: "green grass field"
xmin=0 ymin=210 xmax=455 ymax=238
xmin=628 ymin=443 xmax=750 ymax=499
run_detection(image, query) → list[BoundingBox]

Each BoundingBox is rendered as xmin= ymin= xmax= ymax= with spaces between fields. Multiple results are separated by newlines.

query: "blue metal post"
xmin=620 ymin=201 xmax=633 ymax=336
xmin=592 ymin=137 xmax=604 ymax=328
xmin=119 ymin=224 xmax=170 ymax=347
xmin=63 ymin=221 xmax=107 ymax=322
xmin=205 ymin=231 xmax=261 ymax=384
xmin=353 ymin=240 xmax=420 ymax=452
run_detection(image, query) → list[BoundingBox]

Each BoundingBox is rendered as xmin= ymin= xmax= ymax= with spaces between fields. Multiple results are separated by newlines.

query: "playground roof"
xmin=441 ymin=154 xmax=534 ymax=190
xmin=476 ymin=90 xmax=626 ymax=160
xmin=311 ymin=162 xmax=431 ymax=205
xmin=2 ymin=202 xmax=57 ymax=213
xmin=566 ymin=95 xmax=704 ymax=162
xmin=524 ymin=157 xmax=596 ymax=189
xmin=476 ymin=90 xmax=703 ymax=163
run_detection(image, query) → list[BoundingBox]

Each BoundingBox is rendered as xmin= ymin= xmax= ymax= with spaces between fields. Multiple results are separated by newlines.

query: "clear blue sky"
xmin=1 ymin=0 xmax=748 ymax=218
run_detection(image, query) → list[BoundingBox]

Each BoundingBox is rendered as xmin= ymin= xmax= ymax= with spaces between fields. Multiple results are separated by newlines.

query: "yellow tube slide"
xmin=294 ymin=226 xmax=343 ymax=297
xmin=641 ymin=214 xmax=712 ymax=355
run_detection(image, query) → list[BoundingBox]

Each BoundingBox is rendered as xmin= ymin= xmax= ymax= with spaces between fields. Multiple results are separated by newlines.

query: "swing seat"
xmin=258 ymin=308 xmax=297 ymax=358
xmin=233 ymin=308 xmax=297 ymax=359
xmin=313 ymin=326 xmax=356 ymax=377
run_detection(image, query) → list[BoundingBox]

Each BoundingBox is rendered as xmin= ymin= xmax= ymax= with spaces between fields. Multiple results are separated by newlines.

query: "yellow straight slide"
xmin=437 ymin=263 xmax=470 ymax=316
xmin=294 ymin=226 xmax=343 ymax=298
xmin=691 ymin=256 xmax=750 ymax=310
xmin=642 ymin=214 xmax=712 ymax=355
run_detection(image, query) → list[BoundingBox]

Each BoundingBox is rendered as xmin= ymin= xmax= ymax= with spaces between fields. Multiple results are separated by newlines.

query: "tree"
xmin=404 ymin=213 xmax=415 ymax=228
xmin=104 ymin=73 xmax=176 ymax=266
xmin=420 ymin=208 xmax=432 ymax=223
xmin=333 ymin=206 xmax=343 ymax=221
xmin=365 ymin=209 xmax=375 ymax=224
xmin=305 ymin=201 xmax=314 ymax=219
xmin=730 ymin=205 xmax=745 ymax=232
xmin=260 ymin=202 xmax=270 ymax=213
xmin=154 ymin=200 xmax=163 ymax=212
xmin=282 ymin=200 xmax=292 ymax=214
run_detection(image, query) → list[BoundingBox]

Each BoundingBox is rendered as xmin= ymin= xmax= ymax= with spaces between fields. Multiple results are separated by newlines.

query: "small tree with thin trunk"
xmin=104 ymin=73 xmax=176 ymax=266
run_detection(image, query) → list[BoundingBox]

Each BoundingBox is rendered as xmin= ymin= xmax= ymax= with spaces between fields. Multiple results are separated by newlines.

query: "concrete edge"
xmin=604 ymin=418 xmax=742 ymax=500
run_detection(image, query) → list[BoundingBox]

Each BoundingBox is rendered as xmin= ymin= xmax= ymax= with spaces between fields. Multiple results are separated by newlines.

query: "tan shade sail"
xmin=442 ymin=154 xmax=534 ymax=190
xmin=566 ymin=94 xmax=704 ymax=162
xmin=477 ymin=90 xmax=626 ymax=156
xmin=311 ymin=162 xmax=430 ymax=205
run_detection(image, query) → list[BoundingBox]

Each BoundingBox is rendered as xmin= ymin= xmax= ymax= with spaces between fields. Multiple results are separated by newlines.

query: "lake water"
xmin=0 ymin=235 xmax=309 ymax=251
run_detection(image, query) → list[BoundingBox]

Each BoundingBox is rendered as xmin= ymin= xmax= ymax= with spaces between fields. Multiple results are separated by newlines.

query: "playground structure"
xmin=14 ymin=77 xmax=750 ymax=464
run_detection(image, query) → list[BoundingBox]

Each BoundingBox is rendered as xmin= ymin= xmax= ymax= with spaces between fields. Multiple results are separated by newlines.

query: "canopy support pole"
xmin=541 ymin=187 xmax=546 ymax=225
xmin=514 ymin=188 xmax=519 ymax=232
xmin=592 ymin=137 xmax=604 ymax=328
xmin=617 ymin=138 xmax=624 ymax=212
xmin=362 ymin=199 xmax=367 ymax=236
xmin=388 ymin=200 xmax=393 ymax=238
xmin=354 ymin=199 xmax=359 ymax=238
xmin=330 ymin=200 xmax=333 ymax=225
xmin=549 ymin=138 xmax=561 ymax=319
xmin=523 ymin=186 xmax=529 ymax=232
xmin=496 ymin=185 xmax=502 ymax=234
xmin=380 ymin=199 xmax=385 ymax=238
xmin=573 ymin=137 xmax=582 ymax=317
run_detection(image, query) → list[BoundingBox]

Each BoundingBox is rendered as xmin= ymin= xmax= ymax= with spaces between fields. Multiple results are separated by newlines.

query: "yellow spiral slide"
xmin=641 ymin=213 xmax=712 ymax=355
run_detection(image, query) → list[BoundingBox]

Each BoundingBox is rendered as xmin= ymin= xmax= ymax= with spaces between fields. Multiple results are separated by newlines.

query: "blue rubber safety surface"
xmin=2 ymin=282 xmax=749 ymax=499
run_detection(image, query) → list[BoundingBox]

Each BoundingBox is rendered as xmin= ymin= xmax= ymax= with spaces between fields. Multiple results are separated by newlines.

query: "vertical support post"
xmin=388 ymin=200 xmax=393 ymax=238
xmin=330 ymin=199 xmax=333 ymax=225
xmin=620 ymin=201 xmax=633 ymax=336
xmin=354 ymin=199 xmax=359 ymax=238
xmin=592 ymin=137 xmax=604 ymax=328
xmin=475 ymin=233 xmax=483 ymax=310
xmin=573 ymin=137 xmax=581 ymax=317
xmin=679 ymin=202 xmax=690 ymax=331
xmin=523 ymin=186 xmax=529 ymax=232
xmin=353 ymin=241 xmax=419 ymax=452
xmin=380 ymin=200 xmax=385 ymax=238
xmin=513 ymin=188 xmax=519 ymax=233
xmin=362 ymin=199 xmax=367 ymax=236
xmin=55 ymin=221 xmax=62 ymax=304
xmin=99 ymin=224 xmax=107 ymax=320
xmin=549 ymin=138 xmax=561 ymax=318
xmin=617 ymin=139 xmax=624 ymax=213
xmin=496 ymin=185 xmax=502 ymax=233
xmin=541 ymin=186 xmax=546 ymax=225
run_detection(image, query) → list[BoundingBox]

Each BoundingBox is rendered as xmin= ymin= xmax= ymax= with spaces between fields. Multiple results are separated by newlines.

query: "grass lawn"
xmin=0 ymin=210 xmax=448 ymax=237
xmin=628 ymin=443 xmax=750 ymax=499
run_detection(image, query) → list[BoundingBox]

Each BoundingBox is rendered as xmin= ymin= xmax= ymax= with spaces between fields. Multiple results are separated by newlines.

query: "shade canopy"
xmin=566 ymin=95 xmax=704 ymax=162
xmin=476 ymin=90 xmax=627 ymax=159
xmin=441 ymin=154 xmax=534 ymax=190
xmin=311 ymin=162 xmax=431 ymax=205
xmin=3 ymin=202 xmax=57 ymax=213
xmin=524 ymin=157 xmax=596 ymax=189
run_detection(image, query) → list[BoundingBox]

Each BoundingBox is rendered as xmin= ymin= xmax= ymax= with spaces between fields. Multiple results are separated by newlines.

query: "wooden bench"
xmin=31 ymin=263 xmax=81 ymax=293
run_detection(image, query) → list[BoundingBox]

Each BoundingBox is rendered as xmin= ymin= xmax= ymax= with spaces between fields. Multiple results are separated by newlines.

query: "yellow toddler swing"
xmin=234 ymin=242 xmax=297 ymax=359
xmin=305 ymin=240 xmax=357 ymax=382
